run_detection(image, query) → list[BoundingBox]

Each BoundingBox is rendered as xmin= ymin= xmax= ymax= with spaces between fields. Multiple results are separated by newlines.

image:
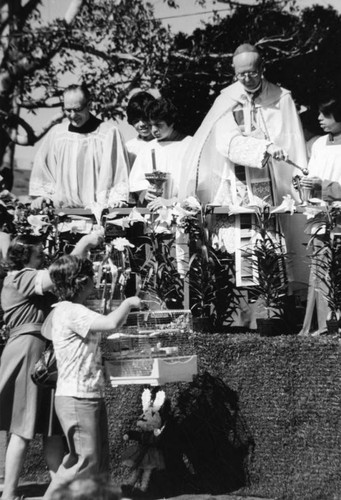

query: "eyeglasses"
xmin=235 ymin=71 xmax=260 ymax=80
xmin=63 ymin=102 xmax=88 ymax=114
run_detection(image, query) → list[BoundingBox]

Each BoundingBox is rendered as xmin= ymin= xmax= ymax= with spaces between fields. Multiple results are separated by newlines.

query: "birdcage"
xmin=85 ymin=244 xmax=131 ymax=313
xmin=104 ymin=309 xmax=197 ymax=386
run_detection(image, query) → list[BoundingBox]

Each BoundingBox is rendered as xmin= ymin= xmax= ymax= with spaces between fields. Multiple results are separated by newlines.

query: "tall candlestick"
xmin=151 ymin=148 xmax=156 ymax=172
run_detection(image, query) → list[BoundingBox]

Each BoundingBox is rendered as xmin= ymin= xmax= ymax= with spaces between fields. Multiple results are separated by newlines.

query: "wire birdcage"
xmin=85 ymin=245 xmax=131 ymax=313
xmin=104 ymin=309 xmax=197 ymax=386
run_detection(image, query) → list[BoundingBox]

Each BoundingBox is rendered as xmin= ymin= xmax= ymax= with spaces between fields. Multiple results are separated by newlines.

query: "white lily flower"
xmin=111 ymin=237 xmax=135 ymax=252
xmin=155 ymin=207 xmax=173 ymax=226
xmin=27 ymin=215 xmax=49 ymax=234
xmin=271 ymin=195 xmax=296 ymax=215
xmin=128 ymin=207 xmax=145 ymax=223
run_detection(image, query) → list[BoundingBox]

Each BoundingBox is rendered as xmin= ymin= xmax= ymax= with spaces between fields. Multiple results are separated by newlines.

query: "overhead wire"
xmin=155 ymin=8 xmax=231 ymax=21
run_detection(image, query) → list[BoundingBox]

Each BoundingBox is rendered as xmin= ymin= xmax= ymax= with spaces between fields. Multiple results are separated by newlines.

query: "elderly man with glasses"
xmin=29 ymin=83 xmax=130 ymax=209
xmin=180 ymin=43 xmax=307 ymax=207
xmin=180 ymin=43 xmax=309 ymax=319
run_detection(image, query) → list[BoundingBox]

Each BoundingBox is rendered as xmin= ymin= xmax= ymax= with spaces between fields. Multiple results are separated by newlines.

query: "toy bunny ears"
xmin=141 ymin=388 xmax=166 ymax=412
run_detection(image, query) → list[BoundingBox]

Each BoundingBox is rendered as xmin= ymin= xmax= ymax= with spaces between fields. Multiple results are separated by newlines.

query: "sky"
xmin=15 ymin=0 xmax=341 ymax=169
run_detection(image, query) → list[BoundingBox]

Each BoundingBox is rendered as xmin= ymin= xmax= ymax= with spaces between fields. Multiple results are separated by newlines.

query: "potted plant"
xmin=241 ymin=204 xmax=289 ymax=336
xmin=304 ymin=203 xmax=341 ymax=334
xmin=130 ymin=210 xmax=185 ymax=309
xmin=183 ymin=201 xmax=242 ymax=332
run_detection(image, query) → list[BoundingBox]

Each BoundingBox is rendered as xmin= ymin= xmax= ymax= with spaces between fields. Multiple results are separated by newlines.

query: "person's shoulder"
xmin=126 ymin=136 xmax=143 ymax=150
xmin=57 ymin=301 xmax=87 ymax=311
xmin=312 ymin=134 xmax=328 ymax=149
xmin=220 ymin=80 xmax=241 ymax=97
xmin=4 ymin=268 xmax=36 ymax=285
xmin=142 ymin=138 xmax=158 ymax=150
xmin=98 ymin=119 xmax=120 ymax=135
xmin=266 ymin=80 xmax=293 ymax=100
xmin=257 ymin=79 xmax=293 ymax=107
xmin=41 ymin=121 xmax=69 ymax=143
xmin=179 ymin=135 xmax=192 ymax=147
xmin=50 ymin=120 xmax=69 ymax=134
xmin=126 ymin=136 xmax=139 ymax=148
xmin=204 ymin=81 xmax=243 ymax=117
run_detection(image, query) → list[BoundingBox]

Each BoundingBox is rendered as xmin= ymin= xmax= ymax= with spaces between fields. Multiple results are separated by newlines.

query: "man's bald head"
xmin=233 ymin=43 xmax=259 ymax=57
xmin=232 ymin=44 xmax=263 ymax=92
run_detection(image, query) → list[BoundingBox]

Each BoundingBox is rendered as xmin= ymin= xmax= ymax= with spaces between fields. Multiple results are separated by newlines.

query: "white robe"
xmin=179 ymin=79 xmax=309 ymax=291
xmin=29 ymin=120 xmax=130 ymax=208
xmin=179 ymin=79 xmax=307 ymax=206
xmin=129 ymin=136 xmax=192 ymax=199
xmin=126 ymin=136 xmax=150 ymax=170
xmin=308 ymin=135 xmax=341 ymax=199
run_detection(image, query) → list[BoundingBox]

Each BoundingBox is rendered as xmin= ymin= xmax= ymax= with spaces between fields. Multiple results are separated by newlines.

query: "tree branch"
xmin=1 ymin=109 xmax=64 ymax=145
xmin=62 ymin=40 xmax=142 ymax=63
xmin=18 ymin=100 xmax=62 ymax=110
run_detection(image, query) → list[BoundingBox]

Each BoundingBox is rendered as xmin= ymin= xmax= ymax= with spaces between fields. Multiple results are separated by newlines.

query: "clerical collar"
xmin=68 ymin=114 xmax=102 ymax=134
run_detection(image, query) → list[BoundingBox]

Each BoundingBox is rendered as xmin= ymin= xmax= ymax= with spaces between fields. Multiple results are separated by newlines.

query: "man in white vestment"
xmin=180 ymin=43 xmax=307 ymax=207
xmin=29 ymin=83 xmax=130 ymax=209
xmin=179 ymin=43 xmax=310 ymax=309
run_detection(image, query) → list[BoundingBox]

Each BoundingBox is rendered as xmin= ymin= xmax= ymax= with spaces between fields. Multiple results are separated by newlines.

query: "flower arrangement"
xmin=240 ymin=199 xmax=289 ymax=334
xmin=0 ymin=192 xmax=247 ymax=331
xmin=180 ymin=199 xmax=242 ymax=330
xmin=107 ymin=206 xmax=184 ymax=309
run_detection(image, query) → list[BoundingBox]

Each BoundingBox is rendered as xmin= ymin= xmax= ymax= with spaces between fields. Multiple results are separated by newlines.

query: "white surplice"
xmin=308 ymin=135 xmax=341 ymax=199
xmin=129 ymin=136 xmax=192 ymax=200
xmin=179 ymin=79 xmax=307 ymax=206
xmin=29 ymin=120 xmax=129 ymax=208
xmin=179 ymin=79 xmax=309 ymax=294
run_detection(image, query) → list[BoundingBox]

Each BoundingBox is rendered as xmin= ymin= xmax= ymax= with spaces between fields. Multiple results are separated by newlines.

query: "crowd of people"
xmin=1 ymin=41 xmax=341 ymax=499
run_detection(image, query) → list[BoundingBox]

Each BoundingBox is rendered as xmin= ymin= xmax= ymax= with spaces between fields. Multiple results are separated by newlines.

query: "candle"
xmin=151 ymin=148 xmax=156 ymax=172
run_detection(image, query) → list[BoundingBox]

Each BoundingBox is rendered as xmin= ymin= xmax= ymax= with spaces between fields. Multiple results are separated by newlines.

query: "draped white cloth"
xmin=179 ymin=79 xmax=307 ymax=206
xmin=126 ymin=136 xmax=150 ymax=170
xmin=129 ymin=136 xmax=192 ymax=199
xmin=29 ymin=120 xmax=129 ymax=208
xmin=179 ymin=79 xmax=310 ymax=291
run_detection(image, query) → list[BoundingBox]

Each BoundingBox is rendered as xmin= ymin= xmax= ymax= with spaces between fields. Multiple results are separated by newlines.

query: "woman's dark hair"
xmin=126 ymin=91 xmax=156 ymax=126
xmin=49 ymin=254 xmax=94 ymax=301
xmin=146 ymin=97 xmax=179 ymax=128
xmin=6 ymin=235 xmax=43 ymax=271
xmin=319 ymin=97 xmax=341 ymax=123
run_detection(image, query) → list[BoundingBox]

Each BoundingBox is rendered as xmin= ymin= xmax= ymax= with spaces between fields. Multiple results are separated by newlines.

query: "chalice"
xmin=145 ymin=171 xmax=168 ymax=197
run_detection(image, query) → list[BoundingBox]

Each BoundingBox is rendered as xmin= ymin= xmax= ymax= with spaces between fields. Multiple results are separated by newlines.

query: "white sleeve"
xmin=215 ymin=112 xmax=269 ymax=168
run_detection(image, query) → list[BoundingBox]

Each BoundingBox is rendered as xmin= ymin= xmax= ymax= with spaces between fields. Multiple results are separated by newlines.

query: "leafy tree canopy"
xmin=162 ymin=0 xmax=341 ymax=134
xmin=1 ymin=0 xmax=341 ymax=170
xmin=0 ymin=0 xmax=173 ymax=118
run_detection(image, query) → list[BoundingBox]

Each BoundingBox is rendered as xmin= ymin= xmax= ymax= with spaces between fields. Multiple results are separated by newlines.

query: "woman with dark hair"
xmin=129 ymin=97 xmax=192 ymax=210
xmin=42 ymin=254 xmax=141 ymax=499
xmin=0 ymin=231 xmax=103 ymax=500
xmin=125 ymin=91 xmax=156 ymax=169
